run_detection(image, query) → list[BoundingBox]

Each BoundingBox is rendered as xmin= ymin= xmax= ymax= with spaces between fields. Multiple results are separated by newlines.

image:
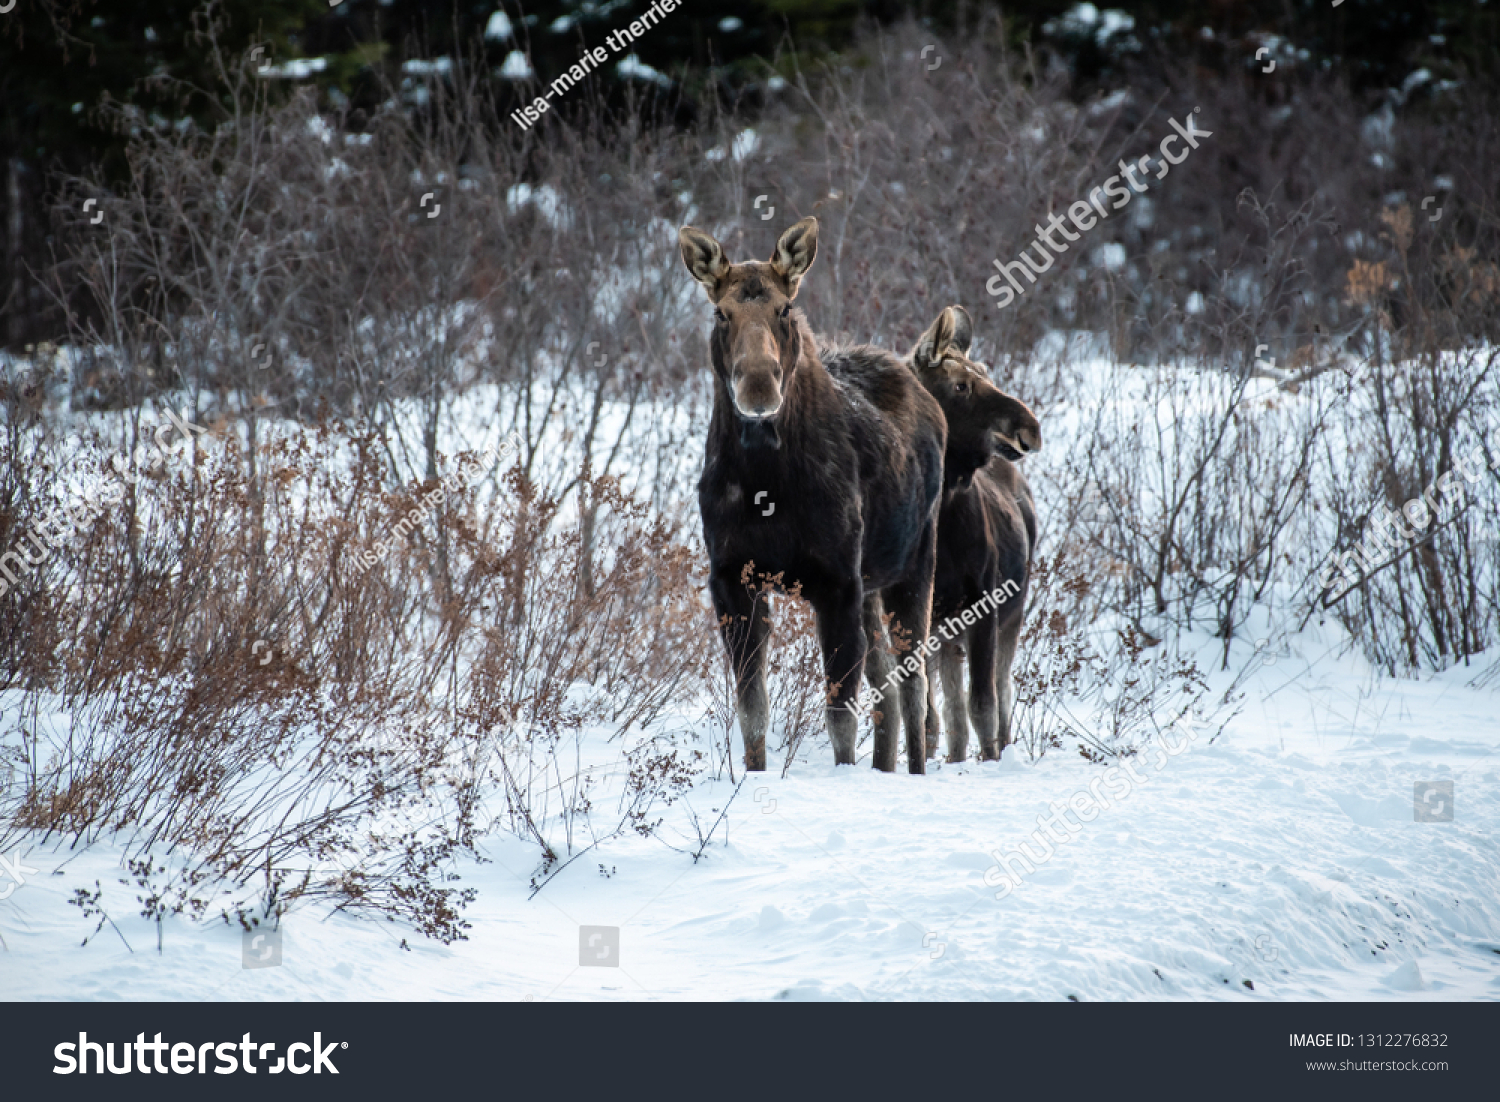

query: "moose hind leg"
xmin=924 ymin=649 xmax=942 ymax=760
xmin=968 ymin=612 xmax=1001 ymax=760
xmin=861 ymin=595 xmax=901 ymax=762
xmin=938 ymin=638 xmax=970 ymax=762
xmin=993 ymin=611 xmax=1022 ymax=755
xmin=883 ymin=587 xmax=935 ymax=774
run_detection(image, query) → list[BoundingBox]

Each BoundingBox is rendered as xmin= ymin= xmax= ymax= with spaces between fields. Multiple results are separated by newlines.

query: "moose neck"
xmin=943 ymin=436 xmax=995 ymax=493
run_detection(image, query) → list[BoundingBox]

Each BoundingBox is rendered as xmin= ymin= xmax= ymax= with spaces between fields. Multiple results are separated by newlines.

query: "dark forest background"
xmin=3 ymin=0 xmax=1497 ymax=347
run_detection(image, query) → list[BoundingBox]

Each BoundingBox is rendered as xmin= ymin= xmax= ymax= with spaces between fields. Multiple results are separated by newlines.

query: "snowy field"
xmin=4 ymin=343 xmax=1498 ymax=1002
xmin=5 ymin=618 xmax=1498 ymax=1002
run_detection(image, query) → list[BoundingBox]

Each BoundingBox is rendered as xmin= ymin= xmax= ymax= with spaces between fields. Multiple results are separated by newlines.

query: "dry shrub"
xmin=5 ymin=29 xmax=723 ymax=933
xmin=462 ymin=465 xmax=715 ymax=867
xmin=1311 ymin=201 xmax=1500 ymax=672
xmin=1317 ymin=349 xmax=1500 ymax=673
xmin=1 ymin=416 xmax=485 ymax=940
xmin=1011 ymin=553 xmax=1225 ymax=765
xmin=0 ymin=409 xmax=716 ymax=938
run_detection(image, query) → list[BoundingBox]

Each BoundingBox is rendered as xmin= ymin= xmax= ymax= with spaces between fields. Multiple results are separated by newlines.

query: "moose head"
xmin=910 ymin=305 xmax=1041 ymax=486
xmin=678 ymin=218 xmax=820 ymax=446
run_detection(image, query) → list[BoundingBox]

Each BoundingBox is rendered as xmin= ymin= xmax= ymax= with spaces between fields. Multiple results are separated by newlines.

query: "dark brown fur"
xmin=907 ymin=306 xmax=1040 ymax=761
xmin=679 ymin=218 xmax=946 ymax=772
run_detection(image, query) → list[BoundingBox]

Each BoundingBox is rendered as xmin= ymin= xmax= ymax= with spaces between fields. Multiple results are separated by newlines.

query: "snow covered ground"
xmin=5 ymin=618 xmax=1498 ymax=1001
xmin=4 ymin=343 xmax=1497 ymax=1001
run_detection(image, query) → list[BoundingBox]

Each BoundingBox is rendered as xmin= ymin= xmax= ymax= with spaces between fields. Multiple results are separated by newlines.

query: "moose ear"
xmin=679 ymin=226 xmax=730 ymax=297
xmin=769 ymin=217 xmax=818 ymax=297
xmin=911 ymin=308 xmax=954 ymax=371
xmin=946 ymin=305 xmax=974 ymax=355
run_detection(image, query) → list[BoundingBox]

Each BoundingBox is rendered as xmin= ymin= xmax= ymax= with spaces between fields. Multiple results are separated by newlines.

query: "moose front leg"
xmin=882 ymin=600 xmax=933 ymax=774
xmin=882 ymin=523 xmax=937 ymax=774
xmin=711 ymin=569 xmax=772 ymax=772
xmin=814 ymin=583 xmax=867 ymax=767
xmin=924 ymin=648 xmax=942 ymax=760
xmin=967 ymin=613 xmax=1000 ymax=761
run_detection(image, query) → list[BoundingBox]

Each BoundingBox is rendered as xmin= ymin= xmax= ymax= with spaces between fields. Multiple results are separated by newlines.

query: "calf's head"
xmin=910 ymin=305 xmax=1040 ymax=485
xmin=678 ymin=218 xmax=819 ymax=445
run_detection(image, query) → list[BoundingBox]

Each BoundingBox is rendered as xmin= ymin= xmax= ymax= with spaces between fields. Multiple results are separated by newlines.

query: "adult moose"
xmin=678 ymin=217 xmax=946 ymax=773
xmin=908 ymin=306 xmax=1040 ymax=762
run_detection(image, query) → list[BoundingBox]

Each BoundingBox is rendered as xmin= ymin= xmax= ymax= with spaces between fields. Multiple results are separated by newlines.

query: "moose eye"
xmin=954 ymin=381 xmax=970 ymax=395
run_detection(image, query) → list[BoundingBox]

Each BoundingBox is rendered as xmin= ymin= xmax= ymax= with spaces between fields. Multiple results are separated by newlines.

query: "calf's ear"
xmin=769 ymin=217 xmax=818 ymax=297
xmin=679 ymin=226 xmax=730 ymax=298
xmin=911 ymin=306 xmax=963 ymax=371
xmin=946 ymin=305 xmax=974 ymax=355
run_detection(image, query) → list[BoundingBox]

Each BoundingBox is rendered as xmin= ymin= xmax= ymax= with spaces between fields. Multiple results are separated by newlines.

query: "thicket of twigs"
xmin=2 ymin=15 xmax=1498 ymax=938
